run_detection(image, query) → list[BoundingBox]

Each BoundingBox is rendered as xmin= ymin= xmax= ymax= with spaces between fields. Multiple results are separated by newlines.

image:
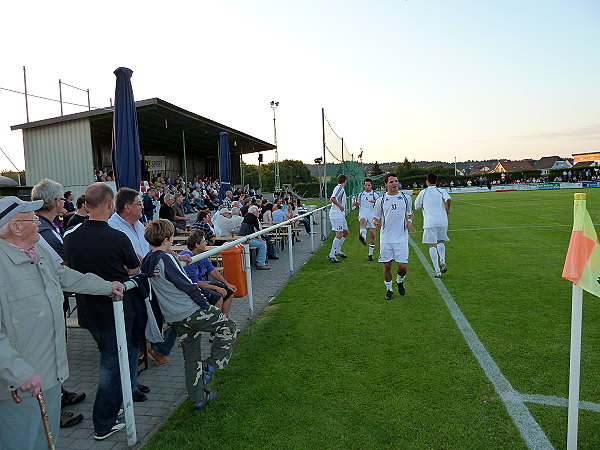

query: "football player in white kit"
xmin=352 ymin=178 xmax=380 ymax=261
xmin=373 ymin=173 xmax=416 ymax=300
xmin=328 ymin=174 xmax=349 ymax=263
xmin=414 ymin=172 xmax=451 ymax=277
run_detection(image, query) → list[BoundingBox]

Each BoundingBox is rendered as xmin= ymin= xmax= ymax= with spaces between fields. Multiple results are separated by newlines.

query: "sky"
xmin=1 ymin=0 xmax=599 ymax=172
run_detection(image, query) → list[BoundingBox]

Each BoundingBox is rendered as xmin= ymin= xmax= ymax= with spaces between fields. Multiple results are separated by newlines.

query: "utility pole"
xmin=271 ymin=101 xmax=280 ymax=192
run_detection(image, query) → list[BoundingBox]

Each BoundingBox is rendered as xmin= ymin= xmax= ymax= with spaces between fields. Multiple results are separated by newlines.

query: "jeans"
xmin=248 ymin=238 xmax=267 ymax=266
xmin=88 ymin=321 xmax=138 ymax=433
xmin=151 ymin=326 xmax=178 ymax=356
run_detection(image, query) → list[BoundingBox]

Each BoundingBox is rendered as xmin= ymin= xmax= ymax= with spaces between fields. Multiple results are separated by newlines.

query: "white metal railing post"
xmin=287 ymin=224 xmax=294 ymax=275
xmin=244 ymin=243 xmax=254 ymax=319
xmin=112 ymin=296 xmax=137 ymax=446
xmin=310 ymin=212 xmax=315 ymax=254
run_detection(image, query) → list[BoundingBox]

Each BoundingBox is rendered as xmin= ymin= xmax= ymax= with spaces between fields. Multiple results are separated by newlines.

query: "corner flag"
xmin=562 ymin=192 xmax=599 ymax=449
xmin=562 ymin=193 xmax=600 ymax=298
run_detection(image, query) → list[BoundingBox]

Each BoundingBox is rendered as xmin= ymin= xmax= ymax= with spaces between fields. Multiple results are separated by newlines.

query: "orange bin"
xmin=220 ymin=244 xmax=248 ymax=298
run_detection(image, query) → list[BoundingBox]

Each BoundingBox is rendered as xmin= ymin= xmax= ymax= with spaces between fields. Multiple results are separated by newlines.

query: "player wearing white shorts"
xmin=352 ymin=178 xmax=380 ymax=261
xmin=414 ymin=172 xmax=451 ymax=277
xmin=373 ymin=173 xmax=416 ymax=300
xmin=328 ymin=174 xmax=349 ymax=263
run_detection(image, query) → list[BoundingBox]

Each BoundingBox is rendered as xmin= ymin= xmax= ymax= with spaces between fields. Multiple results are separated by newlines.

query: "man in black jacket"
xmin=64 ymin=183 xmax=140 ymax=441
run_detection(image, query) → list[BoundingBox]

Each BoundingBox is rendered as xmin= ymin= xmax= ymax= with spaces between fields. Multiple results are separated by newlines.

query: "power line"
xmin=0 ymin=85 xmax=111 ymax=111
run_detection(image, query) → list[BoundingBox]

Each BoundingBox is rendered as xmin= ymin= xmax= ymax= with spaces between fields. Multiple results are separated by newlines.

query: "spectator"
xmin=0 ymin=196 xmax=124 ymax=448
xmin=171 ymin=194 xmax=189 ymax=231
xmin=261 ymin=203 xmax=274 ymax=223
xmin=159 ymin=194 xmax=176 ymax=225
xmin=63 ymin=191 xmax=76 ymax=221
xmin=216 ymin=209 xmax=239 ymax=237
xmin=272 ymin=205 xmax=286 ymax=223
xmin=191 ymin=210 xmax=216 ymax=245
xmin=179 ymin=230 xmax=237 ymax=315
xmin=140 ymin=219 xmax=238 ymax=410
xmin=240 ymin=198 xmax=251 ymax=216
xmin=237 ymin=205 xmax=271 ymax=269
xmin=31 ymin=179 xmax=88 ymax=428
xmin=107 ymin=188 xmax=153 ymax=402
xmin=66 ymin=195 xmax=88 ymax=229
xmin=64 ymin=183 xmax=141 ymax=441
xmin=142 ymin=188 xmax=156 ymax=222
xmin=231 ymin=206 xmax=244 ymax=230
xmin=222 ymin=191 xmax=233 ymax=210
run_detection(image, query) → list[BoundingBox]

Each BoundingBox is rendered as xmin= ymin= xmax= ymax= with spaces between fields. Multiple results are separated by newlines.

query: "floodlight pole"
xmin=271 ymin=101 xmax=280 ymax=193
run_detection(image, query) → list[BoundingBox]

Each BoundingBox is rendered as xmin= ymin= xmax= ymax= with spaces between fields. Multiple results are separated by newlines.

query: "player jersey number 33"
xmin=373 ymin=192 xmax=413 ymax=244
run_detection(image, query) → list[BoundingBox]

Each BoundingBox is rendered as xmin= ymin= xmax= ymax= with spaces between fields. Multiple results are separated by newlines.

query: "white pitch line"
xmin=517 ymin=392 xmax=600 ymax=413
xmin=452 ymin=199 xmax=498 ymax=208
xmin=449 ymin=224 xmax=573 ymax=232
xmin=409 ymin=237 xmax=553 ymax=450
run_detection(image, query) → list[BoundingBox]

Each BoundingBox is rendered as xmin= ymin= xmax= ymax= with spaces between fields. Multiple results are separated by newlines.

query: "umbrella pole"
xmin=112 ymin=296 xmax=137 ymax=447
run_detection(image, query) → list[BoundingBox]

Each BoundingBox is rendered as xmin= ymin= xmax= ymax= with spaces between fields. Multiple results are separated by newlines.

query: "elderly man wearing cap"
xmin=0 ymin=196 xmax=125 ymax=450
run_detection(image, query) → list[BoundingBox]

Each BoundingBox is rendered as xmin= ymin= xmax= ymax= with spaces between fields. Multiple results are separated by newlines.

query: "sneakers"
xmin=61 ymin=389 xmax=86 ymax=408
xmin=328 ymin=256 xmax=340 ymax=263
xmin=359 ymin=234 xmax=366 ymax=245
xmin=60 ymin=411 xmax=83 ymax=428
xmin=148 ymin=348 xmax=171 ymax=366
xmin=440 ymin=261 xmax=447 ymax=273
xmin=434 ymin=271 xmax=442 ymax=278
xmin=385 ymin=290 xmax=394 ymax=300
xmin=94 ymin=422 xmax=125 ymax=441
xmin=137 ymin=384 xmax=151 ymax=394
xmin=256 ymin=265 xmax=270 ymax=270
xmin=397 ymin=281 xmax=406 ymax=296
xmin=367 ymin=255 xmax=374 ymax=261
xmin=194 ymin=389 xmax=218 ymax=410
xmin=336 ymin=253 xmax=348 ymax=259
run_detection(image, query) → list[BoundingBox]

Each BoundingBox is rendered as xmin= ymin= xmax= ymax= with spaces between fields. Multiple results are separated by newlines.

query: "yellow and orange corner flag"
xmin=562 ymin=193 xmax=600 ymax=297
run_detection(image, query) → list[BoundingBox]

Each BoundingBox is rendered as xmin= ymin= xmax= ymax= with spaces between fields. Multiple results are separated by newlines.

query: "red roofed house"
xmin=492 ymin=160 xmax=533 ymax=173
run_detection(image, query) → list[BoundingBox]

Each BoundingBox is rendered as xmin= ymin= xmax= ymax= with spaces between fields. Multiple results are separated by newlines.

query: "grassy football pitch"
xmin=145 ymin=189 xmax=600 ymax=449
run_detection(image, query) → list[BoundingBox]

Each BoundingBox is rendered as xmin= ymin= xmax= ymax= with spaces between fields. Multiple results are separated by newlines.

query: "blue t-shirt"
xmin=179 ymin=249 xmax=215 ymax=283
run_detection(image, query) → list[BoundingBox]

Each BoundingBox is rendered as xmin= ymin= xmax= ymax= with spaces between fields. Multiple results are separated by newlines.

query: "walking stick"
xmin=12 ymin=390 xmax=55 ymax=450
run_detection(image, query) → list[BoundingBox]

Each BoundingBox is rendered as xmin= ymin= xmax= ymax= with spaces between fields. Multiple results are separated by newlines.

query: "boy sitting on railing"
xmin=140 ymin=219 xmax=238 ymax=410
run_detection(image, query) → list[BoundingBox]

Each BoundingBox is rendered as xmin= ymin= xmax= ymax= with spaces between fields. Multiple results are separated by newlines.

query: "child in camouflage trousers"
xmin=141 ymin=219 xmax=237 ymax=409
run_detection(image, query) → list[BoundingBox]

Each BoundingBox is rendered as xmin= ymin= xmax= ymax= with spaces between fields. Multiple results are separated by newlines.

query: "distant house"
xmin=573 ymin=151 xmax=600 ymax=164
xmin=492 ymin=160 xmax=533 ymax=173
xmin=469 ymin=165 xmax=491 ymax=174
xmin=573 ymin=160 xmax=600 ymax=168
xmin=532 ymin=156 xmax=572 ymax=174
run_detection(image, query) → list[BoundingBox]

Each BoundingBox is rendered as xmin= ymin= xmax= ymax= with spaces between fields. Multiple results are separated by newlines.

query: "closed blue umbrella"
xmin=219 ymin=131 xmax=232 ymax=201
xmin=112 ymin=67 xmax=141 ymax=191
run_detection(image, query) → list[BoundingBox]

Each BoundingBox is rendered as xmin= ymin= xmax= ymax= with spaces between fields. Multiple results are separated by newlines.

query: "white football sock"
xmin=384 ymin=281 xmax=392 ymax=290
xmin=368 ymin=244 xmax=375 ymax=256
xmin=360 ymin=227 xmax=366 ymax=237
xmin=397 ymin=275 xmax=405 ymax=283
xmin=437 ymin=243 xmax=446 ymax=263
xmin=330 ymin=238 xmax=340 ymax=258
xmin=337 ymin=236 xmax=346 ymax=253
xmin=429 ymin=247 xmax=441 ymax=273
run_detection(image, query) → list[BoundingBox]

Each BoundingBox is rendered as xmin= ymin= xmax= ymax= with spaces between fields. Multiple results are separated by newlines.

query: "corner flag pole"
xmin=564 ymin=192 xmax=588 ymax=450
xmin=567 ymin=281 xmax=583 ymax=450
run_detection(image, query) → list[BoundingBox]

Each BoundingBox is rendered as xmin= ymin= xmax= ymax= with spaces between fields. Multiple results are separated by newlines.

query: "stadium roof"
xmin=11 ymin=98 xmax=276 ymax=158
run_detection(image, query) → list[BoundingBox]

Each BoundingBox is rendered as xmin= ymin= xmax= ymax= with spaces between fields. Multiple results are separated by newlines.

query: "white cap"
xmin=0 ymin=196 xmax=44 ymax=228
